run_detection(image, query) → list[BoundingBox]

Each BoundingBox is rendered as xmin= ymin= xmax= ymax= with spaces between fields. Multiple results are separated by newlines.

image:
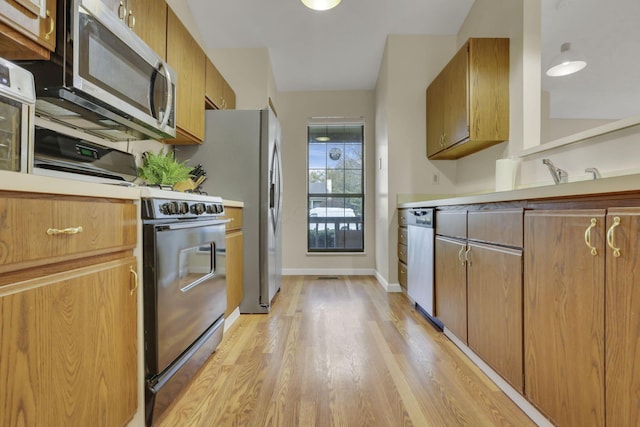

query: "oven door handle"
xmin=159 ymin=219 xmax=231 ymax=231
xmin=180 ymin=271 xmax=216 ymax=293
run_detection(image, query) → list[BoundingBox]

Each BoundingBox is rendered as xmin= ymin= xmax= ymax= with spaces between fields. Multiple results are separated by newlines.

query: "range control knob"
xmin=159 ymin=203 xmax=171 ymax=215
xmin=205 ymin=204 xmax=215 ymax=214
xmin=190 ymin=203 xmax=206 ymax=215
xmin=165 ymin=201 xmax=179 ymax=215
xmin=180 ymin=202 xmax=189 ymax=214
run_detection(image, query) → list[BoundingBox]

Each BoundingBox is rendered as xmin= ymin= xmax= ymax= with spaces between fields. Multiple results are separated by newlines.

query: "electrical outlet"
xmin=432 ymin=172 xmax=440 ymax=185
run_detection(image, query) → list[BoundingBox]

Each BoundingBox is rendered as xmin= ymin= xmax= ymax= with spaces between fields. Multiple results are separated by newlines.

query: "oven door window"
xmin=0 ymin=95 xmax=22 ymax=172
xmin=179 ymin=244 xmax=215 ymax=291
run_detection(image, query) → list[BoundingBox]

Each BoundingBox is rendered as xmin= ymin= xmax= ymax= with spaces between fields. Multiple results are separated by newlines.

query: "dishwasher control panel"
xmin=408 ymin=208 xmax=434 ymax=227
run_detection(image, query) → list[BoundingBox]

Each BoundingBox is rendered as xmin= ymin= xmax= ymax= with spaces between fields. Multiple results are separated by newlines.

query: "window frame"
xmin=306 ymin=119 xmax=365 ymax=253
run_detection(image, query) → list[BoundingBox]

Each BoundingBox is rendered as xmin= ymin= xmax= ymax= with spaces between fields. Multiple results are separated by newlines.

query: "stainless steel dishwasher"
xmin=407 ymin=208 xmax=436 ymax=320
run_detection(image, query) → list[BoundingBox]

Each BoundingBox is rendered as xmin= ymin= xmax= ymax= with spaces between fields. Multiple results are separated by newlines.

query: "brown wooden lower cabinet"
xmin=431 ymin=201 xmax=640 ymax=426
xmin=605 ymin=208 xmax=640 ymax=426
xmin=435 ymin=236 xmax=468 ymax=343
xmin=524 ymin=210 xmax=606 ymax=426
xmin=466 ymin=242 xmax=523 ymax=392
xmin=224 ymin=205 xmax=243 ymax=317
xmin=0 ymin=257 xmax=138 ymax=427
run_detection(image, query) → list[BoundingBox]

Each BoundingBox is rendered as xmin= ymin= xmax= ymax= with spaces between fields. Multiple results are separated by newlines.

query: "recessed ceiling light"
xmin=301 ymin=0 xmax=342 ymax=11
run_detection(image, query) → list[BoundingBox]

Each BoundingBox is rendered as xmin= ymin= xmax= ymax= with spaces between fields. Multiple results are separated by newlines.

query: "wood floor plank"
xmin=158 ymin=275 xmax=535 ymax=427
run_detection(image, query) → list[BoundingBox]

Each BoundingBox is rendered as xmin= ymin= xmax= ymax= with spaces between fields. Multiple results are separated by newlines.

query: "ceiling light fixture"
xmin=301 ymin=0 xmax=342 ymax=11
xmin=316 ymin=136 xmax=331 ymax=142
xmin=546 ymin=42 xmax=587 ymax=77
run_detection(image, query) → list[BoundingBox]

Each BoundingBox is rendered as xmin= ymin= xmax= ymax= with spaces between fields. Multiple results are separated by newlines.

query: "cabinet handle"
xmin=458 ymin=246 xmax=465 ymax=266
xmin=606 ymin=216 xmax=621 ymax=257
xmin=439 ymin=134 xmax=445 ymax=148
xmin=44 ymin=10 xmax=55 ymax=40
xmin=129 ymin=266 xmax=138 ymax=296
xmin=47 ymin=226 xmax=83 ymax=235
xmin=584 ymin=218 xmax=598 ymax=256
xmin=127 ymin=11 xmax=135 ymax=29
xmin=465 ymin=246 xmax=472 ymax=267
xmin=118 ymin=1 xmax=126 ymax=20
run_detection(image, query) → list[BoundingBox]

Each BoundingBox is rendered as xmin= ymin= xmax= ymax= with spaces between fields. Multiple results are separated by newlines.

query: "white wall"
xmin=454 ymin=0 xmax=526 ymax=193
xmin=277 ymin=91 xmax=377 ymax=275
xmin=374 ymin=35 xmax=458 ymax=287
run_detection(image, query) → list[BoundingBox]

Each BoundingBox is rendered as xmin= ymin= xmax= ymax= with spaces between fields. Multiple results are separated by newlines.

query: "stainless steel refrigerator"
xmin=175 ymin=108 xmax=282 ymax=313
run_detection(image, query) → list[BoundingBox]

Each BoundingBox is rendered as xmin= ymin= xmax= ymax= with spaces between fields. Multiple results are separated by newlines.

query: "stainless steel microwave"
xmin=0 ymin=57 xmax=35 ymax=173
xmin=19 ymin=0 xmax=176 ymax=142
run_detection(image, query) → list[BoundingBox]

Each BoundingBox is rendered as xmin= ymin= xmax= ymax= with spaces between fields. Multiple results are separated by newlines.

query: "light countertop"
xmin=0 ymin=171 xmax=140 ymax=200
xmin=398 ymin=174 xmax=640 ymax=208
xmin=0 ymin=171 xmax=244 ymax=207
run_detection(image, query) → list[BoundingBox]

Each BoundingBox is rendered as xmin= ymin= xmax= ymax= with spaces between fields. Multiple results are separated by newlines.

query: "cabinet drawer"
xmin=398 ymin=261 xmax=407 ymax=288
xmin=398 ymin=226 xmax=408 ymax=245
xmin=468 ymin=209 xmax=523 ymax=247
xmin=436 ymin=210 xmax=467 ymax=238
xmin=0 ymin=196 xmax=136 ymax=272
xmin=224 ymin=206 xmax=243 ymax=232
xmin=398 ymin=209 xmax=410 ymax=227
xmin=398 ymin=243 xmax=408 ymax=264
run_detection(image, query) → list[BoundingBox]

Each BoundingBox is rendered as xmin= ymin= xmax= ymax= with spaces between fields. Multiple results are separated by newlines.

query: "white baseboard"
xmin=443 ymin=328 xmax=552 ymax=427
xmin=224 ymin=307 xmax=240 ymax=333
xmin=281 ymin=269 xmax=402 ymax=293
xmin=374 ymin=270 xmax=402 ymax=292
xmin=282 ymin=268 xmax=376 ymax=276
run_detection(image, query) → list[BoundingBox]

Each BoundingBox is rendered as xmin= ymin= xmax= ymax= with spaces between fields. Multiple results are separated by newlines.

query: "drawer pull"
xmin=47 ymin=226 xmax=83 ymax=236
xmin=129 ymin=266 xmax=139 ymax=296
xmin=44 ymin=10 xmax=55 ymax=40
xmin=584 ymin=218 xmax=598 ymax=256
xmin=118 ymin=1 xmax=126 ymax=19
xmin=127 ymin=10 xmax=136 ymax=29
xmin=606 ymin=216 xmax=621 ymax=257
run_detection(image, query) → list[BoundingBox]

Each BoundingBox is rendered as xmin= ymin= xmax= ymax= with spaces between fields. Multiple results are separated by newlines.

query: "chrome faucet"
xmin=542 ymin=158 xmax=568 ymax=184
xmin=585 ymin=167 xmax=601 ymax=180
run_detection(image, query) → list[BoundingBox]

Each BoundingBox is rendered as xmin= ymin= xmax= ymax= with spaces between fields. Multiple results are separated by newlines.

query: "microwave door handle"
xmin=157 ymin=61 xmax=173 ymax=129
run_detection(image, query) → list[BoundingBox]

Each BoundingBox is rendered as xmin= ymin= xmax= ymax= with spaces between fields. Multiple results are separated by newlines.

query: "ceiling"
xmin=185 ymin=0 xmax=475 ymax=92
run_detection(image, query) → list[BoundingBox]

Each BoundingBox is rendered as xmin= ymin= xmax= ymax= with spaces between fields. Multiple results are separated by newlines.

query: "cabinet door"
xmin=605 ymin=208 xmax=640 ymax=426
xmin=167 ymin=9 xmax=205 ymax=143
xmin=0 ymin=0 xmax=56 ymax=58
xmin=225 ymin=230 xmax=243 ymax=317
xmin=443 ymin=43 xmax=469 ymax=148
xmin=130 ymin=0 xmax=166 ymax=59
xmin=426 ymin=72 xmax=445 ymax=157
xmin=0 ymin=257 xmax=138 ymax=427
xmin=205 ymin=59 xmax=224 ymax=109
xmin=222 ymin=79 xmax=236 ymax=109
xmin=524 ymin=210 xmax=605 ymax=426
xmin=467 ymin=242 xmax=523 ymax=392
xmin=435 ymin=236 xmax=467 ymax=343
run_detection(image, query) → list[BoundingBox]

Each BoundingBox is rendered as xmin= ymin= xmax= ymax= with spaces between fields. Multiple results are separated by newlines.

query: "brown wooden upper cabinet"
xmin=206 ymin=59 xmax=236 ymax=110
xmin=426 ymin=38 xmax=510 ymax=160
xmin=0 ymin=0 xmax=56 ymax=60
xmin=166 ymin=8 xmax=206 ymax=144
xmin=99 ymin=0 xmax=167 ymax=59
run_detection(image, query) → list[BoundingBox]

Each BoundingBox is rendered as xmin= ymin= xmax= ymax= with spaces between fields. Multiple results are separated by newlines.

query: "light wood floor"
xmin=158 ymin=276 xmax=535 ymax=427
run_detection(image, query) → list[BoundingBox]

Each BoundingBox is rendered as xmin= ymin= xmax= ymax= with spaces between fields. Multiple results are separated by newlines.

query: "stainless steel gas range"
xmin=140 ymin=187 xmax=228 ymax=426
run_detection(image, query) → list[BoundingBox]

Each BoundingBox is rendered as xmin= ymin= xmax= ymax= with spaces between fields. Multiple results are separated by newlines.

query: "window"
xmin=307 ymin=122 xmax=364 ymax=252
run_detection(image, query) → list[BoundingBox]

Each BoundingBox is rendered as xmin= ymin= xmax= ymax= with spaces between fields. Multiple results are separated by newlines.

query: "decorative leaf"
xmin=137 ymin=149 xmax=193 ymax=186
